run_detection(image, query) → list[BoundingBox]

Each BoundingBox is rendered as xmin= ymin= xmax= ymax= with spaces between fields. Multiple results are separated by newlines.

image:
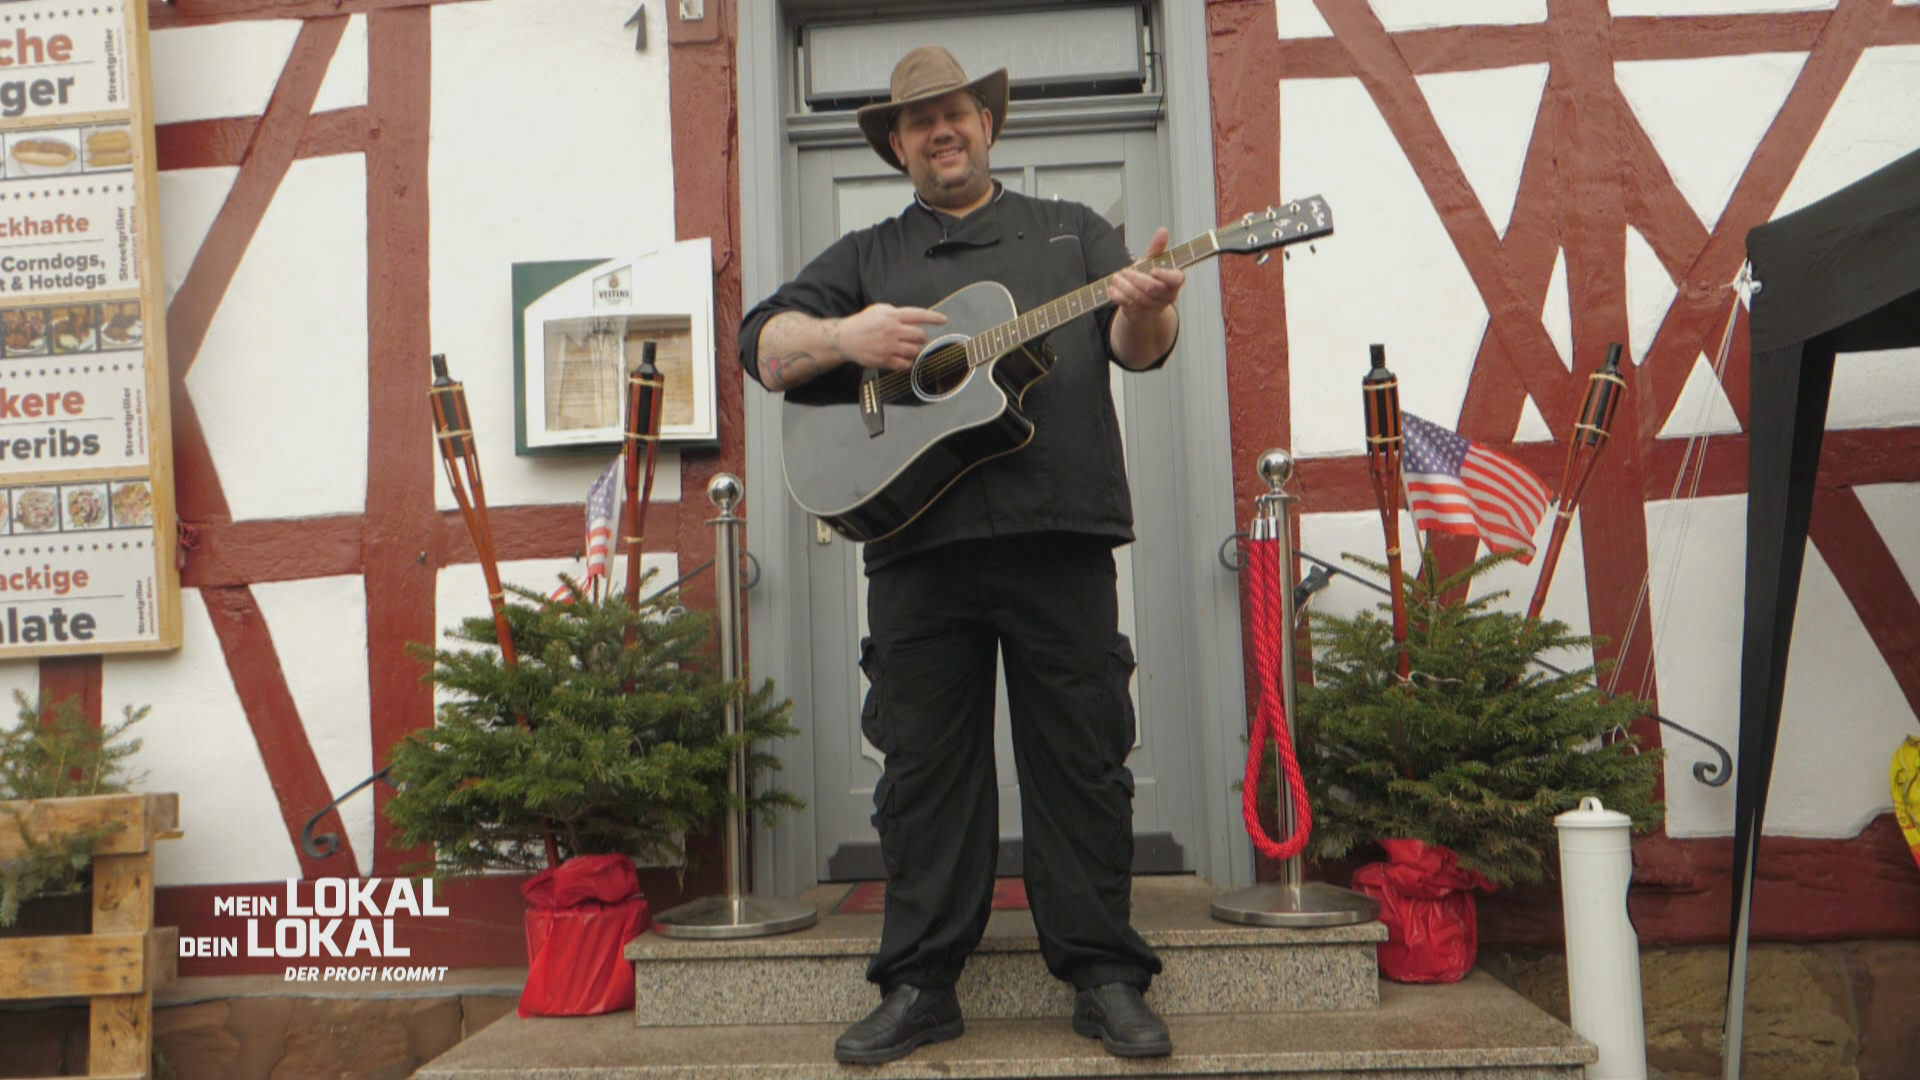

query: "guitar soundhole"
xmin=910 ymin=334 xmax=974 ymax=402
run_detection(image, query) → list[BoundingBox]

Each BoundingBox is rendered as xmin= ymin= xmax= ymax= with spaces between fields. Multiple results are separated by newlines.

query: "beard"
xmin=910 ymin=140 xmax=990 ymax=209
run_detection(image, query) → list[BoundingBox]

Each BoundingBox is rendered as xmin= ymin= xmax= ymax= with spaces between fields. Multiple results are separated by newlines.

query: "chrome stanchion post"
xmin=651 ymin=474 xmax=818 ymax=939
xmin=1212 ymin=449 xmax=1378 ymax=928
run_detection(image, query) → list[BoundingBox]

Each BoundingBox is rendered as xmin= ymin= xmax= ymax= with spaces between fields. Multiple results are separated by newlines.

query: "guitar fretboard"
xmin=961 ymin=233 xmax=1221 ymax=366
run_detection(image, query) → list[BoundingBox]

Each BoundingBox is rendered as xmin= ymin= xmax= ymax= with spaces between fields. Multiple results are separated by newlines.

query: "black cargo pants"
xmin=859 ymin=533 xmax=1162 ymax=993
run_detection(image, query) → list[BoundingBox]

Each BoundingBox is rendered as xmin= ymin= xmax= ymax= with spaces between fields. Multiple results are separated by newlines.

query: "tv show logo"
xmin=180 ymin=878 xmax=455 ymax=983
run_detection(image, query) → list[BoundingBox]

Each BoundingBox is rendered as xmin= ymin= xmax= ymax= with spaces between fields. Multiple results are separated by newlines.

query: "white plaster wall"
xmin=252 ymin=576 xmax=373 ymax=879
xmin=1774 ymin=46 xmax=1920 ymax=430
xmin=311 ymin=13 xmax=369 ymax=114
xmin=105 ymin=591 xmax=303 ymax=886
xmin=184 ymin=155 xmax=370 ymax=521
xmin=428 ymin=0 xmax=682 ymax=513
xmin=1543 ymin=249 xmax=1572 ymax=370
xmin=1416 ymin=65 xmax=1549 ymax=239
xmin=1625 ymin=226 xmax=1678 ymax=367
xmin=1659 ymin=353 xmax=1744 ymax=439
xmin=157 ymin=168 xmax=239 ymax=308
xmin=1616 ymin=53 xmax=1808 ymax=229
xmin=1275 ymin=0 xmax=1332 ymax=38
xmin=152 ymin=23 xmax=302 ymax=125
xmin=0 ymin=661 xmax=36 ymax=720
xmin=1649 ymin=496 xmax=1914 ymax=838
xmin=1280 ymin=78 xmax=1485 ymax=455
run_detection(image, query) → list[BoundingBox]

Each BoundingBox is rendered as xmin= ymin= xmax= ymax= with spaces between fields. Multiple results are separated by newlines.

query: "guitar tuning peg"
xmin=1309 ymin=244 xmax=1317 ymax=254
xmin=1283 ymin=250 xmax=1292 ymax=261
xmin=1257 ymin=252 xmax=1271 ymax=266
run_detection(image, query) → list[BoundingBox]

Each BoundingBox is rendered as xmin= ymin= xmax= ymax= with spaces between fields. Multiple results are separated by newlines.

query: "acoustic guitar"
xmin=782 ymin=197 xmax=1334 ymax=542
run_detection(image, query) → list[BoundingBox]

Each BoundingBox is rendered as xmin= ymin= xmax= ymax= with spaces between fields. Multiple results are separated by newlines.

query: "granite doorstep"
xmin=629 ymin=879 xmax=1383 ymax=1026
xmin=416 ymin=972 xmax=1593 ymax=1080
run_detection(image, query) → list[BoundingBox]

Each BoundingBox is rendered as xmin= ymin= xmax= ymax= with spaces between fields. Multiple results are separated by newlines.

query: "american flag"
xmin=549 ymin=456 xmax=623 ymax=602
xmin=1402 ymin=412 xmax=1551 ymax=562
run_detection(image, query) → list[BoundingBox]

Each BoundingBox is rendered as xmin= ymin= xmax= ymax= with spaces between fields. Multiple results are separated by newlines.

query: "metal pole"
xmin=1212 ymin=449 xmax=1377 ymax=928
xmin=712 ymin=474 xmax=748 ymax=906
xmin=651 ymin=475 xmax=818 ymax=939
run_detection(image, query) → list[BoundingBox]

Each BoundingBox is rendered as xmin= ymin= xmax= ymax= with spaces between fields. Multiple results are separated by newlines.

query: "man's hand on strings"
xmin=835 ymin=303 xmax=948 ymax=371
xmin=1108 ymin=227 xmax=1185 ymax=318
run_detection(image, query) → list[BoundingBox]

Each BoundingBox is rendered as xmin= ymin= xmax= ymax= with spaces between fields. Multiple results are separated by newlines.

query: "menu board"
xmin=0 ymin=1 xmax=176 ymax=656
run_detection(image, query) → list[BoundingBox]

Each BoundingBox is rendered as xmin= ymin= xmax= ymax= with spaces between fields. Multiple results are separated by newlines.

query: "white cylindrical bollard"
xmin=1556 ymin=796 xmax=1647 ymax=1079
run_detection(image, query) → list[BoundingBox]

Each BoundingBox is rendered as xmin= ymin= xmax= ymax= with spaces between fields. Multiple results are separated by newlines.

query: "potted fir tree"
xmin=1290 ymin=553 xmax=1663 ymax=981
xmin=384 ymin=575 xmax=798 ymax=1014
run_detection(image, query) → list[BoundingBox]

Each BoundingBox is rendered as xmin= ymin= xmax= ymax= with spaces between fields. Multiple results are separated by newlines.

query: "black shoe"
xmin=1072 ymin=983 xmax=1172 ymax=1058
xmin=834 ymin=984 xmax=964 ymax=1064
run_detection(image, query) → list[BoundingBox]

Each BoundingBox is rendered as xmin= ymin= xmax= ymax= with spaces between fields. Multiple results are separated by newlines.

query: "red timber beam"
xmin=1636 ymin=0 xmax=1892 ymax=433
xmin=363 ymin=5 xmax=436 ymax=875
xmin=1314 ymin=0 xmax=1580 ymax=435
xmin=150 ymin=0 xmax=481 ymax=31
xmin=1205 ymin=0 xmax=1285 ymax=712
xmin=1274 ymin=7 xmax=1916 ymax=78
xmin=1542 ymin=0 xmax=1662 ymax=718
xmin=161 ymin=17 xmax=361 ymax=875
xmin=666 ymin=0 xmax=738 ymax=626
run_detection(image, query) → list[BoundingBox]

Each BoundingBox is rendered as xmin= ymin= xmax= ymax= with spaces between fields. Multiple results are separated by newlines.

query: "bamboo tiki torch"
xmin=430 ymin=354 xmax=560 ymax=869
xmin=621 ymin=342 xmax=665 ymax=649
xmin=430 ymin=354 xmax=518 ymax=669
xmin=1528 ymin=342 xmax=1625 ymax=620
xmin=1363 ymin=344 xmax=1411 ymax=681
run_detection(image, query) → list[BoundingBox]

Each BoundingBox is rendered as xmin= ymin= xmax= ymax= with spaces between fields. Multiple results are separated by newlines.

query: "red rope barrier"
xmin=1241 ymin=534 xmax=1313 ymax=860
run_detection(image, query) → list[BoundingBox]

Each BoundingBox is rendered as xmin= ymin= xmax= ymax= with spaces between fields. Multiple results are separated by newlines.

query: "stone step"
xmin=413 ymin=971 xmax=1595 ymax=1080
xmin=626 ymin=877 xmax=1387 ymax=1026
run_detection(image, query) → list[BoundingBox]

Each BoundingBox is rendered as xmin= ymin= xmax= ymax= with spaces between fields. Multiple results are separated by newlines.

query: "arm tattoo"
xmin=761 ymin=349 xmax=818 ymax=392
xmin=757 ymin=313 xmax=845 ymax=392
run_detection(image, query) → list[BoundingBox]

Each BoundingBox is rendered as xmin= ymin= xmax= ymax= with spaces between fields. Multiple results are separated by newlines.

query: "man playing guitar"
xmin=740 ymin=45 xmax=1184 ymax=1064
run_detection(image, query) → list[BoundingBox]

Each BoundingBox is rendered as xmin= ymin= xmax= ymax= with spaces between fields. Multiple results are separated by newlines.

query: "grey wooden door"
xmin=792 ymin=130 xmax=1195 ymax=880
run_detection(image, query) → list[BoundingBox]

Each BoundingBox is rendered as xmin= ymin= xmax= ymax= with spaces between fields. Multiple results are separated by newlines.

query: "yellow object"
xmin=1894 ymin=736 xmax=1920 ymax=870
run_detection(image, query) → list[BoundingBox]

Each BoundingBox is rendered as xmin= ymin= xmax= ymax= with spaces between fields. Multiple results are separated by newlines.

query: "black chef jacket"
xmin=740 ymin=184 xmax=1170 ymax=570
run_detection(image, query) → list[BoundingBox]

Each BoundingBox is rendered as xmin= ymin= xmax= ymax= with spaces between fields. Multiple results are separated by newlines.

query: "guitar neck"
xmin=965 ymin=233 xmax=1221 ymax=365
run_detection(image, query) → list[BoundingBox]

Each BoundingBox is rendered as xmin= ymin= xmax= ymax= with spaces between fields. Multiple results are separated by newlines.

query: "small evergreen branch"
xmin=0 ymin=692 xmax=148 ymax=924
xmin=1286 ymin=551 xmax=1664 ymax=886
xmin=387 ymin=571 xmax=802 ymax=876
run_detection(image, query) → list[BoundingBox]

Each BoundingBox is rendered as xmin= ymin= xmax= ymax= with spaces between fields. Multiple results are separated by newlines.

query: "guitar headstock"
xmin=1213 ymin=196 xmax=1334 ymax=256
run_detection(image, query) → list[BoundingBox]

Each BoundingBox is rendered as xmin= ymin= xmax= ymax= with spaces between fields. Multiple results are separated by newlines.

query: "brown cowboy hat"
xmin=856 ymin=46 xmax=1009 ymax=173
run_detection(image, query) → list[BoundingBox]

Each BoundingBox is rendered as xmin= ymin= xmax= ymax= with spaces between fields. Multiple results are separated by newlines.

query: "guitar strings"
xmin=870 ymin=243 xmax=1206 ymax=405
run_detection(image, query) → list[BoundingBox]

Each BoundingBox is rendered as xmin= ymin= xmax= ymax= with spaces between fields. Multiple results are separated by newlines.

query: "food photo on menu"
xmin=63 ymin=484 xmax=107 ymax=532
xmin=13 ymin=487 xmax=59 ymax=534
xmin=0 ymin=490 xmax=10 ymax=536
xmin=8 ymin=130 xmax=81 ymax=177
xmin=50 ymin=305 xmax=97 ymax=353
xmin=109 ymin=480 xmax=151 ymax=528
xmin=4 ymin=308 xmax=48 ymax=357
xmin=99 ymin=301 xmax=142 ymax=349
xmin=84 ymin=126 xmax=132 ymax=171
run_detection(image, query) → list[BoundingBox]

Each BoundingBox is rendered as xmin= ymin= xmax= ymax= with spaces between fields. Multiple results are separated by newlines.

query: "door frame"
xmin=738 ymin=0 xmax=1257 ymax=895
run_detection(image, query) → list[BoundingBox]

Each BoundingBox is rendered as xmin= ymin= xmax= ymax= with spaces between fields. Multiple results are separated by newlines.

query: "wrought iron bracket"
xmin=300 ymin=767 xmax=395 ymax=859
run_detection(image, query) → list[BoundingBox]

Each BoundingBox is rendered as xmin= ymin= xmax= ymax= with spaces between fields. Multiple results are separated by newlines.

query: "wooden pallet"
xmin=0 ymin=793 xmax=181 ymax=1080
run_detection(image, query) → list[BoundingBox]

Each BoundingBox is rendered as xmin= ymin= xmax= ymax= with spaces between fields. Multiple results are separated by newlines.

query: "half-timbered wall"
xmin=0 ymin=0 xmax=1911 ymax=977
xmin=0 ymin=0 xmax=746 ymax=974
xmin=1213 ymin=0 xmax=1920 ymax=941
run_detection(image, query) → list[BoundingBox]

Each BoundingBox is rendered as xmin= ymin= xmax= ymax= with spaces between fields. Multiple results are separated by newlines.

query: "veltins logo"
xmin=593 ymin=266 xmax=632 ymax=309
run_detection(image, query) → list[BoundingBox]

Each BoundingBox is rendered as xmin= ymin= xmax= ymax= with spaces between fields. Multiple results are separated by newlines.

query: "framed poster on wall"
xmin=0 ymin=0 xmax=180 ymax=656
xmin=511 ymin=239 xmax=717 ymax=455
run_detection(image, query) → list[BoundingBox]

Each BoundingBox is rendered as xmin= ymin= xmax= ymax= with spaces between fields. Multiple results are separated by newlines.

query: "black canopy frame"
xmin=1731 ymin=148 xmax=1920 ymax=1079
